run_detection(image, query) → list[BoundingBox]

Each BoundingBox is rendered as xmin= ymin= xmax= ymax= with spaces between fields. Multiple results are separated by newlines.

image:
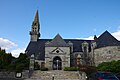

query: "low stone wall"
xmin=0 ymin=70 xmax=29 ymax=80
xmin=0 ymin=72 xmax=15 ymax=78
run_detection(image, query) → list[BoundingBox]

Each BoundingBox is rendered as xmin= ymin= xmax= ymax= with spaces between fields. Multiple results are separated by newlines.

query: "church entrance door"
xmin=53 ymin=56 xmax=62 ymax=70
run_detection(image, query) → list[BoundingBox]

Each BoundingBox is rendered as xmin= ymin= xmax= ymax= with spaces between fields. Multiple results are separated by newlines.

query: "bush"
xmin=64 ymin=67 xmax=80 ymax=71
xmin=15 ymin=64 xmax=25 ymax=72
xmin=97 ymin=60 xmax=120 ymax=73
xmin=41 ymin=67 xmax=48 ymax=71
xmin=6 ymin=64 xmax=16 ymax=71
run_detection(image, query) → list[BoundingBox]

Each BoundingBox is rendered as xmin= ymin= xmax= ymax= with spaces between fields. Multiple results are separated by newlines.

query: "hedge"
xmin=64 ymin=67 xmax=80 ymax=71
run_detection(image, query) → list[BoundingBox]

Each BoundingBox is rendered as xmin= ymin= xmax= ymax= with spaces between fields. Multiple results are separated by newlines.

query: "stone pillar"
xmin=68 ymin=41 xmax=73 ymax=53
xmin=29 ymin=54 xmax=35 ymax=70
xmin=91 ymin=42 xmax=97 ymax=66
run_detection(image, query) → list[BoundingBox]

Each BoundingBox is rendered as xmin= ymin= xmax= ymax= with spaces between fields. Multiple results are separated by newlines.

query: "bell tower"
xmin=30 ymin=10 xmax=40 ymax=41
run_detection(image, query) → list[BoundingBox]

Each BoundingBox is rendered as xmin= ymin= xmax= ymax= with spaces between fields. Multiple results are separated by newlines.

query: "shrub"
xmin=6 ymin=64 xmax=16 ymax=71
xmin=64 ymin=67 xmax=80 ymax=71
xmin=97 ymin=60 xmax=120 ymax=73
xmin=15 ymin=64 xmax=24 ymax=72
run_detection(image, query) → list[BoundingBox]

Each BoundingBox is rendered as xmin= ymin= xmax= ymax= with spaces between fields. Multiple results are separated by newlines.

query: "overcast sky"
xmin=0 ymin=0 xmax=120 ymax=57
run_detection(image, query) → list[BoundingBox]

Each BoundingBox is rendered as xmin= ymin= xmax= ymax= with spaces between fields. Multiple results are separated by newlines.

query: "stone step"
xmin=29 ymin=70 xmax=80 ymax=80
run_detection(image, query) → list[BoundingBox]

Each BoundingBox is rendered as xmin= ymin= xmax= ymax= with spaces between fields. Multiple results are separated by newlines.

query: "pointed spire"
xmin=30 ymin=10 xmax=40 ymax=41
xmin=34 ymin=10 xmax=39 ymax=23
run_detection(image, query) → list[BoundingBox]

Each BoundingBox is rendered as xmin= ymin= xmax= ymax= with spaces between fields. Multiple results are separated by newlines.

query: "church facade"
xmin=26 ymin=11 xmax=120 ymax=70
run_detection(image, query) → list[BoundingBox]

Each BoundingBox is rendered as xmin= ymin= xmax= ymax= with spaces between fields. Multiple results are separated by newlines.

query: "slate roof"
xmin=26 ymin=39 xmax=92 ymax=60
xmin=45 ymin=34 xmax=69 ymax=47
xmin=25 ymin=31 xmax=120 ymax=60
xmin=96 ymin=30 xmax=120 ymax=48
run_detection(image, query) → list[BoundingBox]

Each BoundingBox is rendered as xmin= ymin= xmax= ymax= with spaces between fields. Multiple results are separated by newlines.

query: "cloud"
xmin=112 ymin=30 xmax=120 ymax=40
xmin=11 ymin=48 xmax=25 ymax=57
xmin=0 ymin=38 xmax=17 ymax=50
xmin=76 ymin=36 xmax=94 ymax=40
xmin=0 ymin=37 xmax=25 ymax=57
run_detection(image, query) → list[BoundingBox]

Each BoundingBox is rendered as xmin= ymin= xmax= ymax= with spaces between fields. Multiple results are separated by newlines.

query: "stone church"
xmin=26 ymin=11 xmax=120 ymax=70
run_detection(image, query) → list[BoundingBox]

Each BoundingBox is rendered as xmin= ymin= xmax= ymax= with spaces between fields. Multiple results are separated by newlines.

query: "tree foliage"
xmin=64 ymin=67 xmax=80 ymax=71
xmin=14 ymin=53 xmax=29 ymax=72
xmin=97 ymin=60 xmax=120 ymax=73
xmin=0 ymin=49 xmax=29 ymax=72
xmin=0 ymin=49 xmax=13 ymax=70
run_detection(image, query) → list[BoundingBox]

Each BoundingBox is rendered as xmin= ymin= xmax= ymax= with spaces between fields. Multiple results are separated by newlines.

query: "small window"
xmin=56 ymin=50 xmax=59 ymax=53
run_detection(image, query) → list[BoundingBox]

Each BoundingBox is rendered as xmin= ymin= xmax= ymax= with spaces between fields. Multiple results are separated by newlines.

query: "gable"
xmin=96 ymin=31 xmax=120 ymax=48
xmin=45 ymin=34 xmax=69 ymax=47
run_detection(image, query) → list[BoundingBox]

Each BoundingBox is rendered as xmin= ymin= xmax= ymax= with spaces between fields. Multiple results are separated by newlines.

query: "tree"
xmin=0 ymin=49 xmax=13 ymax=70
xmin=15 ymin=53 xmax=29 ymax=71
xmin=0 ymin=50 xmax=29 ymax=72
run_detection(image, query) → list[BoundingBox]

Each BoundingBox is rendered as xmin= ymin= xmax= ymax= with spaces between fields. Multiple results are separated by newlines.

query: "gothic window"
xmin=84 ymin=47 xmax=87 ymax=52
xmin=84 ymin=47 xmax=87 ymax=57
xmin=82 ymin=41 xmax=88 ymax=52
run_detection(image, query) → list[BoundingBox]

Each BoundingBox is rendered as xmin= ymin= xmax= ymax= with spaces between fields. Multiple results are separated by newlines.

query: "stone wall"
xmin=0 ymin=70 xmax=29 ymax=80
xmin=45 ymin=47 xmax=70 ymax=70
xmin=0 ymin=72 xmax=15 ymax=78
xmin=94 ymin=46 xmax=120 ymax=66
